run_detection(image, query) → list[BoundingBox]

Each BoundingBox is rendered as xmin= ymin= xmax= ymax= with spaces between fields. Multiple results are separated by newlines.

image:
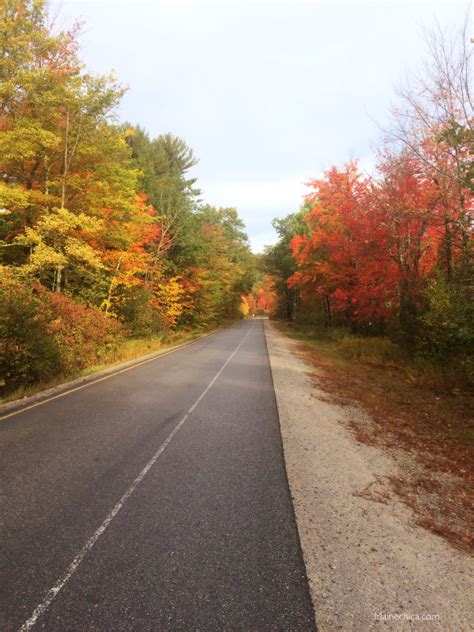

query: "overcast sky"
xmin=53 ymin=0 xmax=469 ymax=251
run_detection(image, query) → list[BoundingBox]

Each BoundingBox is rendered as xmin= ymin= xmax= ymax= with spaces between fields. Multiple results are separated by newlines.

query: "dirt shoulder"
xmin=265 ymin=320 xmax=473 ymax=631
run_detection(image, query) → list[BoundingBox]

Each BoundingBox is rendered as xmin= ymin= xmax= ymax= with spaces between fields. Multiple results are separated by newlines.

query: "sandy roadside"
xmin=265 ymin=320 xmax=473 ymax=632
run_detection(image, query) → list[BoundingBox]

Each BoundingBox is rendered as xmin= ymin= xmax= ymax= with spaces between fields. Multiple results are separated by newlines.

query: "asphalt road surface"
xmin=1 ymin=320 xmax=316 ymax=631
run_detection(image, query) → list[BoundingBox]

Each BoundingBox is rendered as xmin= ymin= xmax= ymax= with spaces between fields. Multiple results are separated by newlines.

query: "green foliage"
xmin=0 ymin=272 xmax=60 ymax=389
xmin=419 ymin=275 xmax=474 ymax=382
xmin=264 ymin=208 xmax=308 ymax=320
xmin=124 ymin=125 xmax=199 ymax=254
xmin=119 ymin=286 xmax=161 ymax=337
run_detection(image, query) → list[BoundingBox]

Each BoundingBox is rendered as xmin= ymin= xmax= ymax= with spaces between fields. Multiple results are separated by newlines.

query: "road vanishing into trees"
xmin=1 ymin=320 xmax=315 ymax=632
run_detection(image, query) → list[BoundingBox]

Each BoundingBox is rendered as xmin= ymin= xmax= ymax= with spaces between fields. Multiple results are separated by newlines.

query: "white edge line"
xmin=18 ymin=321 xmax=255 ymax=632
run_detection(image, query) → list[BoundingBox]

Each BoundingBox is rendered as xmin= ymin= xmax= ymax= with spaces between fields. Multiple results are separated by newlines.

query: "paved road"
xmin=1 ymin=320 xmax=315 ymax=631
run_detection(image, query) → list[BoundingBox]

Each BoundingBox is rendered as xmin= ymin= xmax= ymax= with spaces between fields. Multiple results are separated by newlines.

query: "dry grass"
xmin=277 ymin=322 xmax=474 ymax=553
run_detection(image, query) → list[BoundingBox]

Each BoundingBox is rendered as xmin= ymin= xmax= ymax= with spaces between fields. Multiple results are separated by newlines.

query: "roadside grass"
xmin=276 ymin=320 xmax=474 ymax=552
xmin=284 ymin=323 xmax=472 ymax=393
xmin=0 ymin=320 xmax=236 ymax=407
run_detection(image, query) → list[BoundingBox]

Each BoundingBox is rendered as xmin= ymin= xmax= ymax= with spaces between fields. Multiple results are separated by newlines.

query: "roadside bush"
xmin=419 ymin=276 xmax=474 ymax=386
xmin=44 ymin=289 xmax=123 ymax=374
xmin=0 ymin=274 xmax=60 ymax=391
xmin=0 ymin=270 xmax=122 ymax=393
xmin=119 ymin=287 xmax=162 ymax=337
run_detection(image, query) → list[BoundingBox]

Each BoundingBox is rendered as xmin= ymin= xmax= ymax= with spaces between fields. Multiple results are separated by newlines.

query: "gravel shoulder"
xmin=265 ymin=320 xmax=473 ymax=632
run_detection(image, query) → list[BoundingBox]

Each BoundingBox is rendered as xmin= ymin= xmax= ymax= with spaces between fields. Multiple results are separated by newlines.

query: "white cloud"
xmin=65 ymin=0 xmax=457 ymax=5
xmin=199 ymin=177 xmax=310 ymax=252
xmin=57 ymin=0 xmax=468 ymax=252
xmin=201 ymin=177 xmax=308 ymax=210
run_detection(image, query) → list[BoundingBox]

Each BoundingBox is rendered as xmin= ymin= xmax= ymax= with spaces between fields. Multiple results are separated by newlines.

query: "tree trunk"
xmin=399 ymin=276 xmax=418 ymax=346
xmin=61 ymin=110 xmax=70 ymax=209
xmin=324 ymin=295 xmax=332 ymax=328
xmin=53 ymin=266 xmax=63 ymax=293
xmin=444 ymin=214 xmax=453 ymax=281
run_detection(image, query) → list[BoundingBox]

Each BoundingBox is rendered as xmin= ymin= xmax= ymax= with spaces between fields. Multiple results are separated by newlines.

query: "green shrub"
xmin=420 ymin=275 xmax=474 ymax=386
xmin=0 ymin=275 xmax=60 ymax=390
xmin=421 ymin=276 xmax=473 ymax=353
xmin=119 ymin=286 xmax=163 ymax=337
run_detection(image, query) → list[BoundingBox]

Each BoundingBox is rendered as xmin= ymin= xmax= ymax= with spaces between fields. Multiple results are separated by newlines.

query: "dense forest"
xmin=0 ymin=0 xmax=255 ymax=393
xmin=263 ymin=21 xmax=473 ymax=388
xmin=0 ymin=1 xmax=472 ymax=397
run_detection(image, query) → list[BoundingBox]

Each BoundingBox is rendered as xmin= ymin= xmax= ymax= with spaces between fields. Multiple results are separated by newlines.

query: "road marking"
xmin=0 ymin=324 xmax=234 ymax=422
xmin=18 ymin=321 xmax=254 ymax=632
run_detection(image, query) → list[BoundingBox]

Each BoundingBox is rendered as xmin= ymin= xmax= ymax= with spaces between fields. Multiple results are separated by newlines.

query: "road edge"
xmin=263 ymin=319 xmax=319 ymax=631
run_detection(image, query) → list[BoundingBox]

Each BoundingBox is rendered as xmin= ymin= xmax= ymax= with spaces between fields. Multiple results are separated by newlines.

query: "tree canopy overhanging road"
xmin=0 ymin=320 xmax=316 ymax=632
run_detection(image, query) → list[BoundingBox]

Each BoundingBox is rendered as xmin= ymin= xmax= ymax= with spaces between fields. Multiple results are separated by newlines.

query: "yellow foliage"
xmin=0 ymin=182 xmax=29 ymax=213
xmin=240 ymin=297 xmax=250 ymax=317
xmin=15 ymin=207 xmax=104 ymax=280
xmin=154 ymin=276 xmax=186 ymax=327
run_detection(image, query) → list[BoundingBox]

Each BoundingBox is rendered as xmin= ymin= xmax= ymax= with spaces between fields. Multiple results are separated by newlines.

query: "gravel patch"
xmin=265 ymin=320 xmax=473 ymax=632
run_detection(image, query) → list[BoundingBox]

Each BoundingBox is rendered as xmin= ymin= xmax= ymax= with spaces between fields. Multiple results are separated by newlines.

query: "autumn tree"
xmin=0 ymin=1 xmax=256 ymax=392
xmin=124 ymin=127 xmax=199 ymax=275
xmin=388 ymin=19 xmax=472 ymax=281
xmin=373 ymin=152 xmax=439 ymax=343
xmin=264 ymin=210 xmax=307 ymax=320
xmin=386 ymin=19 xmax=473 ymax=354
